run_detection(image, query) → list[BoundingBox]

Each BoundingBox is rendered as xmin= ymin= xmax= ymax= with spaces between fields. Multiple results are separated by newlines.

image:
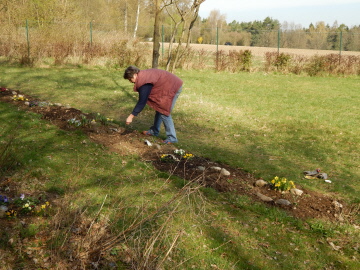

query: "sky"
xmin=198 ymin=0 xmax=360 ymax=28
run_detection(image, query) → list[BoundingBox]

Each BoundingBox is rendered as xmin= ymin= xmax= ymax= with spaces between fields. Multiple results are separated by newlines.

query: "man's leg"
xmin=148 ymin=111 xmax=161 ymax=136
xmin=161 ymin=114 xmax=177 ymax=143
xmin=162 ymin=87 xmax=182 ymax=143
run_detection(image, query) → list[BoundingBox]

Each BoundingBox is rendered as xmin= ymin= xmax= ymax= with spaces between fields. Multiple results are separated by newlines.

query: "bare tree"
xmin=152 ymin=0 xmax=161 ymax=68
xmin=163 ymin=0 xmax=205 ymax=72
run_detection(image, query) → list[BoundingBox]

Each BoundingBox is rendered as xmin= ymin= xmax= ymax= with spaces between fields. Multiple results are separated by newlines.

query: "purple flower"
xmin=0 ymin=195 xmax=8 ymax=203
xmin=20 ymin=194 xmax=25 ymax=200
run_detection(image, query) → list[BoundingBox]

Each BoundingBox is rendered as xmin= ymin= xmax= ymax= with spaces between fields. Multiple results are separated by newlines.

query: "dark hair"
xmin=123 ymin=66 xmax=140 ymax=79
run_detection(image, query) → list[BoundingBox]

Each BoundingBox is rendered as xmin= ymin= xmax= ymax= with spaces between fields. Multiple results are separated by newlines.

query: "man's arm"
xmin=126 ymin=83 xmax=153 ymax=125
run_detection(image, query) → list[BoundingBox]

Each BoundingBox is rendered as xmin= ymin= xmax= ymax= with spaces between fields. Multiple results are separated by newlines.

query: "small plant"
xmin=268 ymin=176 xmax=295 ymax=192
xmin=160 ymin=154 xmax=176 ymax=163
xmin=94 ymin=112 xmax=113 ymax=125
xmin=174 ymin=149 xmax=194 ymax=160
xmin=67 ymin=118 xmax=82 ymax=127
xmin=12 ymin=195 xmax=39 ymax=215
xmin=309 ymin=221 xmax=335 ymax=237
xmin=174 ymin=149 xmax=185 ymax=156
xmin=1 ymin=194 xmax=51 ymax=218
xmin=80 ymin=115 xmax=92 ymax=126
xmin=67 ymin=115 xmax=93 ymax=127
xmin=35 ymin=201 xmax=51 ymax=216
xmin=182 ymin=153 xmax=194 ymax=160
xmin=12 ymin=94 xmax=28 ymax=101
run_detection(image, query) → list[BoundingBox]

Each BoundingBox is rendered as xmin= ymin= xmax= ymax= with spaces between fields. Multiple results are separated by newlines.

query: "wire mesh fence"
xmin=0 ymin=20 xmax=359 ymax=74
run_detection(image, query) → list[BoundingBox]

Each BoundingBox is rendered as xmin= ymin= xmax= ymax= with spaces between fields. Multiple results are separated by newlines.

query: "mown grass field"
xmin=1 ymin=64 xmax=359 ymax=269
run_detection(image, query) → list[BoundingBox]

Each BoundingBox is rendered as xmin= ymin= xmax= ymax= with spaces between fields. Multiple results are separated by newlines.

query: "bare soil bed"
xmin=0 ymin=88 xmax=354 ymax=223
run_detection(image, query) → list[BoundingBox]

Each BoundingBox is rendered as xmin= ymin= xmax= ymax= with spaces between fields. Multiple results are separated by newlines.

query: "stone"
xmin=144 ymin=139 xmax=152 ymax=146
xmin=210 ymin=166 xmax=222 ymax=171
xmin=275 ymin=199 xmax=291 ymax=206
xmin=256 ymin=192 xmax=273 ymax=202
xmin=332 ymin=201 xmax=343 ymax=210
xmin=197 ymin=166 xmax=206 ymax=171
xmin=154 ymin=144 xmax=161 ymax=150
xmin=255 ymin=179 xmax=268 ymax=187
xmin=290 ymin=188 xmax=303 ymax=196
xmin=220 ymin=168 xmax=231 ymax=176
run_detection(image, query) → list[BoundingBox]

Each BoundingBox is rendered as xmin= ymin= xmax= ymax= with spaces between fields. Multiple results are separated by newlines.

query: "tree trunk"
xmin=152 ymin=0 xmax=160 ymax=68
xmin=133 ymin=0 xmax=140 ymax=38
xmin=124 ymin=1 xmax=128 ymax=33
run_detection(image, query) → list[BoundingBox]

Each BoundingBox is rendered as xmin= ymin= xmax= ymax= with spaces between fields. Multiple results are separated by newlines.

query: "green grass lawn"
xmin=1 ymin=66 xmax=359 ymax=201
xmin=1 ymin=65 xmax=359 ymax=269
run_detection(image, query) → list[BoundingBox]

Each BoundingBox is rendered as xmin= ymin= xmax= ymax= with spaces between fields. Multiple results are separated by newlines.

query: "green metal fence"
xmin=1 ymin=20 xmax=359 ymax=65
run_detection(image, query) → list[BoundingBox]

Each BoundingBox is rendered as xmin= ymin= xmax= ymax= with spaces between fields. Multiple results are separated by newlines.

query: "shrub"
xmin=274 ymin=53 xmax=291 ymax=71
xmin=306 ymin=55 xmax=326 ymax=76
xmin=214 ymin=50 xmax=228 ymax=72
xmin=264 ymin=52 xmax=291 ymax=73
xmin=227 ymin=50 xmax=252 ymax=72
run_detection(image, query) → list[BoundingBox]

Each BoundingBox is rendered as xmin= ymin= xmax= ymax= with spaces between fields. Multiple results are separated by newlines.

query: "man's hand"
xmin=126 ymin=114 xmax=135 ymax=125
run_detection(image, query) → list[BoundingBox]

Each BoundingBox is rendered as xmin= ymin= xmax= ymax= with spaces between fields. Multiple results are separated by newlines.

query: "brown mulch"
xmin=0 ymin=87 xmax=351 ymax=222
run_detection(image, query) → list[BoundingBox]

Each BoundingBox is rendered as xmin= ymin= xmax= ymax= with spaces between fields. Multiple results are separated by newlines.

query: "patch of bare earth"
xmin=0 ymin=88 xmax=352 ymax=223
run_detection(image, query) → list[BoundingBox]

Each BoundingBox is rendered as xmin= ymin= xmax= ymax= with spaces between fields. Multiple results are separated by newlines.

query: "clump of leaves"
xmin=268 ymin=176 xmax=295 ymax=192
xmin=174 ymin=149 xmax=194 ymax=160
xmin=160 ymin=154 xmax=177 ymax=163
xmin=67 ymin=115 xmax=93 ymax=127
xmin=12 ymin=94 xmax=28 ymax=101
xmin=94 ymin=112 xmax=113 ymax=125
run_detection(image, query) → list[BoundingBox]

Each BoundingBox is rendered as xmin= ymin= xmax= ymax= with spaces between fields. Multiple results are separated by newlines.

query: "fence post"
xmin=26 ymin=20 xmax=30 ymax=59
xmin=216 ymin=27 xmax=219 ymax=70
xmin=216 ymin=26 xmax=219 ymax=52
xmin=339 ymin=31 xmax=343 ymax=64
xmin=162 ymin=24 xmax=164 ymax=58
xmin=277 ymin=29 xmax=280 ymax=54
xmin=339 ymin=31 xmax=343 ymax=56
xmin=89 ymin=21 xmax=93 ymax=46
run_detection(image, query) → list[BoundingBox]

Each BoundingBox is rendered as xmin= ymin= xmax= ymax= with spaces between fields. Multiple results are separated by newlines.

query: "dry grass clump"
xmin=263 ymin=51 xmax=360 ymax=76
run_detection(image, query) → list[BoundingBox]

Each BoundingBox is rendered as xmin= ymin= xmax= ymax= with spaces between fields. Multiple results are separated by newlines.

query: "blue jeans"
xmin=149 ymin=87 xmax=182 ymax=143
